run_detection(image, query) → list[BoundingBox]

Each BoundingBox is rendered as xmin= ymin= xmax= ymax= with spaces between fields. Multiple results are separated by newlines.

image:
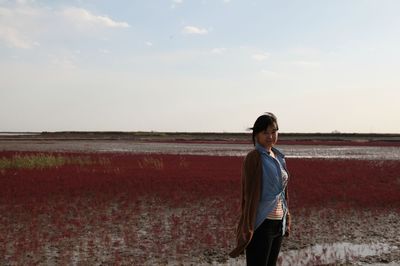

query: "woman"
xmin=229 ymin=112 xmax=291 ymax=266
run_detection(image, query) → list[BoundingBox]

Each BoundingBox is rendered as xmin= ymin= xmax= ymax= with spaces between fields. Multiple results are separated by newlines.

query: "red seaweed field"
xmin=1 ymin=149 xmax=400 ymax=265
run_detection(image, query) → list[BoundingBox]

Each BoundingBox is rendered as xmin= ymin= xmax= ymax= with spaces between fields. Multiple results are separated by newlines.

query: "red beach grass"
xmin=0 ymin=151 xmax=399 ymax=264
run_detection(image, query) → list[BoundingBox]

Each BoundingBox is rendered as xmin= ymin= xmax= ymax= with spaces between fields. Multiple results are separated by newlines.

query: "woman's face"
xmin=256 ymin=124 xmax=278 ymax=149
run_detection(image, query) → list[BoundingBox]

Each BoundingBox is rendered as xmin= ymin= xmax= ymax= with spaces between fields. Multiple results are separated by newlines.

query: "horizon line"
xmin=1 ymin=131 xmax=400 ymax=135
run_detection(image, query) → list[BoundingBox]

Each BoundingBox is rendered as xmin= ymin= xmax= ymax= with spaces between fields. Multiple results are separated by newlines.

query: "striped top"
xmin=266 ymin=198 xmax=284 ymax=220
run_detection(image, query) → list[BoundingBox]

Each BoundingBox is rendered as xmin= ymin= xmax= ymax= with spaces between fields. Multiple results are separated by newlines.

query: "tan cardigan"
xmin=229 ymin=149 xmax=290 ymax=258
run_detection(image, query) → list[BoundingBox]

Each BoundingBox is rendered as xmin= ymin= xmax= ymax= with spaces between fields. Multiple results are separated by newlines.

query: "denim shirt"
xmin=254 ymin=143 xmax=289 ymax=234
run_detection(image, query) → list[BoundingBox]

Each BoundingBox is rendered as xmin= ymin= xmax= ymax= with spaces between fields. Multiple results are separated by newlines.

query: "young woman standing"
xmin=229 ymin=112 xmax=291 ymax=266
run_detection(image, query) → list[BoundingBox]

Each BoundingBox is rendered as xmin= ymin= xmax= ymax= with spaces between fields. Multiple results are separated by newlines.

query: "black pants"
xmin=245 ymin=219 xmax=283 ymax=266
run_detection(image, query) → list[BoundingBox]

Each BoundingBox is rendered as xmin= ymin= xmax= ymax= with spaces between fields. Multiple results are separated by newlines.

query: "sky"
xmin=1 ymin=0 xmax=399 ymax=133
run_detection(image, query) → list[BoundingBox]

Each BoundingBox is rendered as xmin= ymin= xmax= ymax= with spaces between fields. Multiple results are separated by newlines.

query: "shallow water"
xmin=1 ymin=140 xmax=399 ymax=160
xmin=224 ymin=242 xmax=398 ymax=266
xmin=281 ymin=242 xmax=397 ymax=265
xmin=0 ymin=132 xmax=40 ymax=136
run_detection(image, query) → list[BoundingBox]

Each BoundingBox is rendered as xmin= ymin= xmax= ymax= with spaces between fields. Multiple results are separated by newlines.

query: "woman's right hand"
xmin=285 ymin=212 xmax=291 ymax=237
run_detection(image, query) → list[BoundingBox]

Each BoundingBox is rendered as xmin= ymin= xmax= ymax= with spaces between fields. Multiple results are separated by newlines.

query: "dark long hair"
xmin=249 ymin=112 xmax=279 ymax=146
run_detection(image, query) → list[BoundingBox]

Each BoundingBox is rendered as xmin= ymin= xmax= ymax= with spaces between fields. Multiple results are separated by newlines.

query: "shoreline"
xmin=1 ymin=131 xmax=400 ymax=145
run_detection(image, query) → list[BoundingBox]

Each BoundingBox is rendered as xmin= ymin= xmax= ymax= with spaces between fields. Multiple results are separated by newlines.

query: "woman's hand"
xmin=285 ymin=212 xmax=291 ymax=237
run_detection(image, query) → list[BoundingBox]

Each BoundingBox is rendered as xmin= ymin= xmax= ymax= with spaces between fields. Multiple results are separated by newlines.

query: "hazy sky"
xmin=1 ymin=0 xmax=399 ymax=133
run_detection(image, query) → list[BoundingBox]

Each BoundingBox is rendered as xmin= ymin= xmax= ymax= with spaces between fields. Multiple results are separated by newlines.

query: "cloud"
xmin=171 ymin=0 xmax=183 ymax=9
xmin=260 ymin=69 xmax=281 ymax=78
xmin=252 ymin=52 xmax=270 ymax=61
xmin=0 ymin=25 xmax=35 ymax=49
xmin=145 ymin=41 xmax=153 ymax=46
xmin=0 ymin=5 xmax=42 ymax=49
xmin=62 ymin=7 xmax=130 ymax=28
xmin=0 ymin=3 xmax=130 ymax=49
xmin=15 ymin=0 xmax=36 ymax=4
xmin=289 ymin=47 xmax=322 ymax=56
xmin=98 ymin=48 xmax=110 ymax=54
xmin=48 ymin=54 xmax=78 ymax=69
xmin=211 ymin=47 xmax=226 ymax=54
xmin=288 ymin=61 xmax=320 ymax=67
xmin=182 ymin=26 xmax=208 ymax=35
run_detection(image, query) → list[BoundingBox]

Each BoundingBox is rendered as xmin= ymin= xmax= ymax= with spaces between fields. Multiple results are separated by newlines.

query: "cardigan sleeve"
xmin=229 ymin=150 xmax=261 ymax=258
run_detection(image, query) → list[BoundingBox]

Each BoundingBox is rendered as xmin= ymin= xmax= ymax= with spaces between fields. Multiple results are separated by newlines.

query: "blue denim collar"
xmin=255 ymin=142 xmax=285 ymax=158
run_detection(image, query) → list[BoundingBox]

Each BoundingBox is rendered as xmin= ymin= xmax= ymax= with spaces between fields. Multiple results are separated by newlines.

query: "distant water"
xmin=0 ymin=140 xmax=399 ymax=160
xmin=0 ymin=132 xmax=40 ymax=136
